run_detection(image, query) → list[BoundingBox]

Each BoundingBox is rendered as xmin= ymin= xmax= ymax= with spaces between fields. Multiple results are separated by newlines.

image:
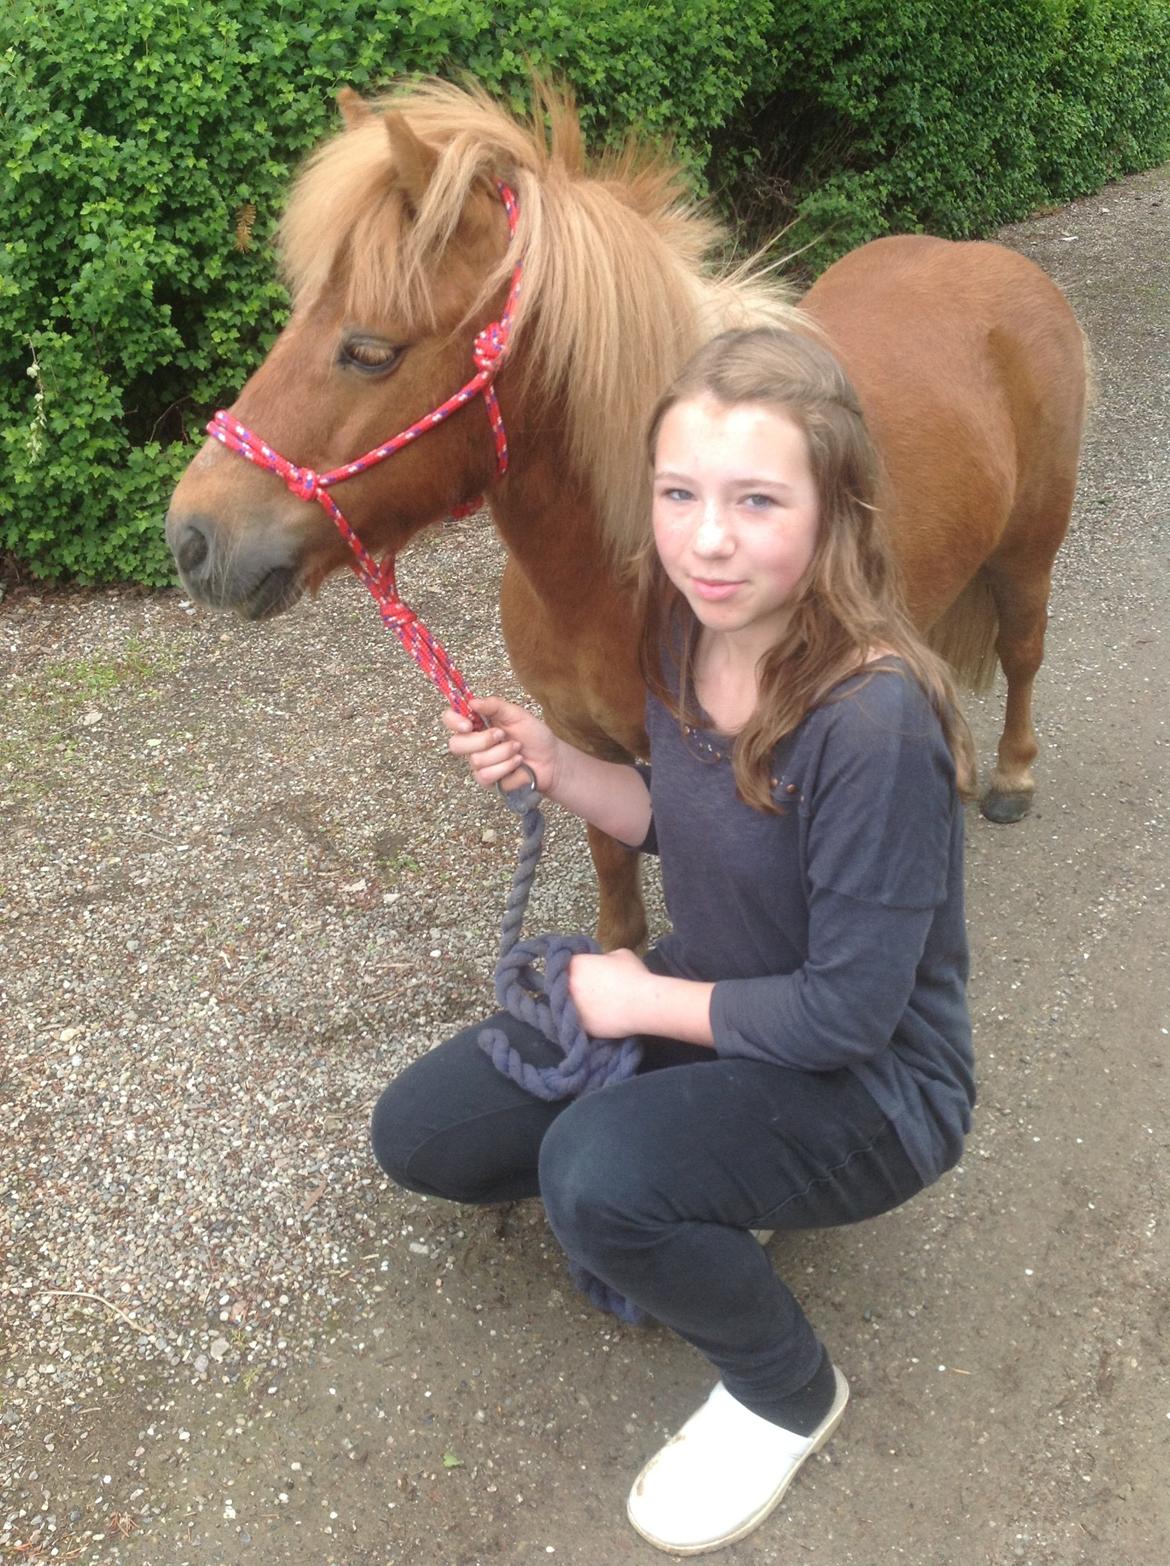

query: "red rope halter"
xmin=207 ymin=180 xmax=524 ymax=728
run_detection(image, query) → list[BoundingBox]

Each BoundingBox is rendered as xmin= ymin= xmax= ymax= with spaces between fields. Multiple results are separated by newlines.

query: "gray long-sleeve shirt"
xmin=638 ymin=663 xmax=974 ymax=1184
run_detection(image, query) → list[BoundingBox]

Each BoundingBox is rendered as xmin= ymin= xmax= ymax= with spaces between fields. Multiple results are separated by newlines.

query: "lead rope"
xmin=486 ymin=777 xmax=646 ymax=1325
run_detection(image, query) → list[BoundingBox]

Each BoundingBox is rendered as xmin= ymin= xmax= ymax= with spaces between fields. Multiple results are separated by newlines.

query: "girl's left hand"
xmin=567 ymin=948 xmax=650 ymax=1039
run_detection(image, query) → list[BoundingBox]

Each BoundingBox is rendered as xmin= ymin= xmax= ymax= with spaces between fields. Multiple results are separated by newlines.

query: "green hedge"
xmin=714 ymin=0 xmax=1170 ymax=267
xmin=1 ymin=0 xmax=1167 ymax=586
xmin=0 ymin=0 xmax=770 ymax=585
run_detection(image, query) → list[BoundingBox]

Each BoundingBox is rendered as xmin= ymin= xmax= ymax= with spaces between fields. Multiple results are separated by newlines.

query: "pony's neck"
xmin=486 ymin=426 xmax=647 ymax=760
xmin=490 ymin=414 xmax=625 ymax=617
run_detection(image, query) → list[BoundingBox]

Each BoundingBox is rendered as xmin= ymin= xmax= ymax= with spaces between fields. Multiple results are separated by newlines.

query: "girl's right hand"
xmin=442 ymin=696 xmax=560 ymax=796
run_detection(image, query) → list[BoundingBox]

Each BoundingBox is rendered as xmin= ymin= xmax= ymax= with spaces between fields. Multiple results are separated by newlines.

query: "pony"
xmin=166 ymin=79 xmax=1087 ymax=953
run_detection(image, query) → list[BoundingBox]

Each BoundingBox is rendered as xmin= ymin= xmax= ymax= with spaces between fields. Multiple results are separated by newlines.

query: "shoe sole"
xmin=626 ymin=1368 xmax=850 ymax=1557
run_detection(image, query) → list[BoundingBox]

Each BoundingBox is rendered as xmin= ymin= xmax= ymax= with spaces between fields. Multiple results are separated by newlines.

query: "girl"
xmin=371 ymin=327 xmax=976 ymax=1556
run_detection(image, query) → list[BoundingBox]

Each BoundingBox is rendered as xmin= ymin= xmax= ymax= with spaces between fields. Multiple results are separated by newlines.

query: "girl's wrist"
xmin=544 ymin=735 xmax=569 ymax=800
xmin=637 ymin=973 xmax=715 ymax=1046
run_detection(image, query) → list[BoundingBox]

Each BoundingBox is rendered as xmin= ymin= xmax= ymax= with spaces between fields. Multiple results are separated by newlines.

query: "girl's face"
xmin=651 ymin=396 xmax=820 ymax=658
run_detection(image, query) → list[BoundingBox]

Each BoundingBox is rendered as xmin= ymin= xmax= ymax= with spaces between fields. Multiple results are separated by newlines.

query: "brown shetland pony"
xmin=167 ymin=80 xmax=1087 ymax=952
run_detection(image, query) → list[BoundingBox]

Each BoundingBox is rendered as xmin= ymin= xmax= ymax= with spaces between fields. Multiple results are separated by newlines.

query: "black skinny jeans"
xmin=371 ymin=1013 xmax=924 ymax=1422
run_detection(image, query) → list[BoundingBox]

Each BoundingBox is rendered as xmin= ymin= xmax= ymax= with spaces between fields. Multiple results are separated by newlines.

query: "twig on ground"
xmin=5 ymin=1286 xmax=169 ymax=1349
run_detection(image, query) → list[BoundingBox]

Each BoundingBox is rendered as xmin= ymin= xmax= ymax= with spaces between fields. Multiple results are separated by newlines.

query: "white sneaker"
xmin=626 ymin=1369 xmax=849 ymax=1555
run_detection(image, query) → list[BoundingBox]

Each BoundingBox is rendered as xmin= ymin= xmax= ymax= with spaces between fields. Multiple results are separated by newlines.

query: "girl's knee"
xmin=369 ymin=1082 xmax=480 ymax=1200
xmin=370 ymin=1050 xmax=550 ymax=1205
xmin=369 ymin=1076 xmax=426 ymax=1191
xmin=369 ymin=1030 xmax=498 ymax=1197
xmin=538 ymin=1096 xmax=662 ymax=1250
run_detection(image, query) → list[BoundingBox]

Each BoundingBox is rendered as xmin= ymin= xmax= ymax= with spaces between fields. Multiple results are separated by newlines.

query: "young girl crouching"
xmin=371 ymin=326 xmax=976 ymax=1556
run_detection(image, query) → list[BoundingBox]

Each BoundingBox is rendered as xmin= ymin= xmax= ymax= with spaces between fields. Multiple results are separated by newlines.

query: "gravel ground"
xmin=2 ymin=167 xmax=1168 ymax=1566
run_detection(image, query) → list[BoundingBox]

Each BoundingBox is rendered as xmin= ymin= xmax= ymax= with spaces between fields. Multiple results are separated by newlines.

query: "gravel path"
xmin=2 ymin=166 xmax=1167 ymax=1566
xmin=2 ymin=519 xmax=580 ymax=1553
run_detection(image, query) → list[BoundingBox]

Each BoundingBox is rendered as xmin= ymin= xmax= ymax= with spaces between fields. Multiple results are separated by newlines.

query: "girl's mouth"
xmin=690 ymin=578 xmax=743 ymax=602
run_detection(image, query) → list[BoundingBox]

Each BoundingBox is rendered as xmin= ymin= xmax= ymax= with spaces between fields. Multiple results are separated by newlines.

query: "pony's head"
xmin=166 ymin=79 xmax=799 ymax=618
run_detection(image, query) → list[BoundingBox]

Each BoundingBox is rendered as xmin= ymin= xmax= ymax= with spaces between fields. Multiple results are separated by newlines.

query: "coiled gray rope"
xmin=478 ymin=775 xmax=646 ymax=1324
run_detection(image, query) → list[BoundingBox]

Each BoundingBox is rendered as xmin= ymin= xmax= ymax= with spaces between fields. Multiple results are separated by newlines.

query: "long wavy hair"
xmin=636 ymin=327 xmax=976 ymax=810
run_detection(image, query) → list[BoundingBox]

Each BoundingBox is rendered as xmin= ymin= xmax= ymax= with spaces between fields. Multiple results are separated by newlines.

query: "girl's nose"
xmin=693 ymin=505 xmax=733 ymax=556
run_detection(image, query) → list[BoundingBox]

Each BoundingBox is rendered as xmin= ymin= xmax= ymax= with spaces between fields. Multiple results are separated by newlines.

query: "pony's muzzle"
xmin=171 ymin=515 xmax=211 ymax=577
xmin=165 ymin=509 xmax=304 ymax=619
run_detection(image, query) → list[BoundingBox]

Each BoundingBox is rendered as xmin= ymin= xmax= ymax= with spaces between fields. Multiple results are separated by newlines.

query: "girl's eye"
xmin=659 ymin=487 xmax=694 ymax=503
xmin=340 ymin=337 xmax=403 ymax=374
xmin=742 ymin=493 xmax=778 ymax=510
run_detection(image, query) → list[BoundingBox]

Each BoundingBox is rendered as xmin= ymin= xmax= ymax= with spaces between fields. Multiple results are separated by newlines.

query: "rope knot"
xmin=377 ymin=597 xmax=418 ymax=634
xmin=289 ymin=466 xmax=320 ymax=503
xmin=473 ymin=321 xmax=508 ymax=375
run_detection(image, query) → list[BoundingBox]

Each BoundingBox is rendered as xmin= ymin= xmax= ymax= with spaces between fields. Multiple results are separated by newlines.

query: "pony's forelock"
xmin=278 ymin=78 xmax=808 ymax=558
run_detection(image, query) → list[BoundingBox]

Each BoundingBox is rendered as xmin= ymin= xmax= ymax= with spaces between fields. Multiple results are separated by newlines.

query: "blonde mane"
xmin=279 ymin=78 xmax=806 ymax=559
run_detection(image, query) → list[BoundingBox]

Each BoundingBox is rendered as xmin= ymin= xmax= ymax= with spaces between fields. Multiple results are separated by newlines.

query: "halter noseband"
xmin=206 ymin=180 xmax=524 ymax=726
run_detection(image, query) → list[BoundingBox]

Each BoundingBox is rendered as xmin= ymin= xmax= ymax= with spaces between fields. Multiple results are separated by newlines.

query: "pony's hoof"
xmin=980 ymin=788 xmax=1033 ymax=824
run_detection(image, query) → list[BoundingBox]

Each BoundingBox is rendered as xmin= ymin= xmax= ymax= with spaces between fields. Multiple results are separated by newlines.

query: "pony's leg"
xmin=587 ymin=824 xmax=648 ymax=952
xmin=981 ymin=564 xmax=1053 ymax=823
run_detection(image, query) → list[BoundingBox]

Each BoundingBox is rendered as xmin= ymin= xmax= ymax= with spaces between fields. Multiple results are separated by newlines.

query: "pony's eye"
xmin=340 ymin=337 xmax=402 ymax=374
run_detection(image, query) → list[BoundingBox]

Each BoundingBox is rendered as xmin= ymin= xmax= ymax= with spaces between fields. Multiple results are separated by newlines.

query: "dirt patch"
xmin=2 ymin=168 xmax=1168 ymax=1566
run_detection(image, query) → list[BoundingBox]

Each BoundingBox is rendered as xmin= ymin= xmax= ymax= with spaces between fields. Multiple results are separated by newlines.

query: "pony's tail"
xmin=925 ymin=572 xmax=999 ymax=693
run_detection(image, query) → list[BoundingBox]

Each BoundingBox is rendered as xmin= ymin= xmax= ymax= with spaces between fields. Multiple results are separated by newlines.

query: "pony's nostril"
xmin=175 ymin=521 xmax=210 ymax=576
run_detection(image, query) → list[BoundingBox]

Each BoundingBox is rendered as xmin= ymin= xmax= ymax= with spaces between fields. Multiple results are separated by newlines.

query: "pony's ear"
xmin=337 ymin=87 xmax=372 ymax=130
xmin=383 ymin=110 xmax=438 ymax=211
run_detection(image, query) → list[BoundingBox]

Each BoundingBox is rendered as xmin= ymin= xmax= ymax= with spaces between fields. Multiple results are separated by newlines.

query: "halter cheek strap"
xmin=206 ymin=180 xmax=524 ymax=726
